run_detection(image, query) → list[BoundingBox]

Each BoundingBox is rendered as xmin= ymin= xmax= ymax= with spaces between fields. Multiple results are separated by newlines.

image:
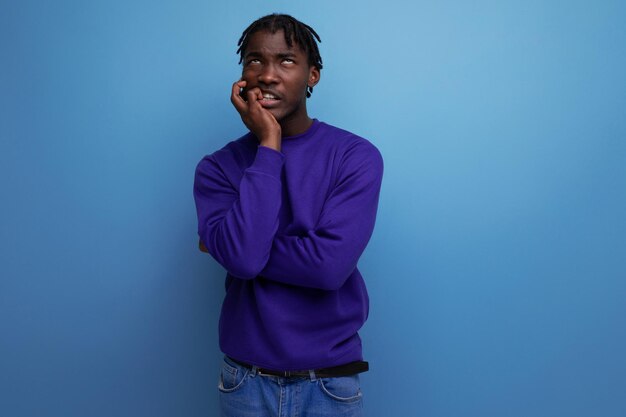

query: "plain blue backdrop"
xmin=1 ymin=1 xmax=625 ymax=416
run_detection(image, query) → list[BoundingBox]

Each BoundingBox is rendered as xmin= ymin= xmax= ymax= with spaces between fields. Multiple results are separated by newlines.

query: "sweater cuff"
xmin=250 ymin=145 xmax=285 ymax=178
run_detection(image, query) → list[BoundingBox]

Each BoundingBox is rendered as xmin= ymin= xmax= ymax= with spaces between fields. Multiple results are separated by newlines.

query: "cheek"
xmin=241 ymin=69 xmax=255 ymax=81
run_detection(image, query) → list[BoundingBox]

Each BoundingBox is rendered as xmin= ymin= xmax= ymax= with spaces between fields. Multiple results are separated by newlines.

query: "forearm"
xmin=259 ymin=144 xmax=384 ymax=290
xmin=194 ymin=146 xmax=284 ymax=279
xmin=260 ymin=230 xmax=371 ymax=290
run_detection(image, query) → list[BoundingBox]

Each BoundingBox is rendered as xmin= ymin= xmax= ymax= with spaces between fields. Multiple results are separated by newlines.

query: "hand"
xmin=230 ymin=80 xmax=281 ymax=151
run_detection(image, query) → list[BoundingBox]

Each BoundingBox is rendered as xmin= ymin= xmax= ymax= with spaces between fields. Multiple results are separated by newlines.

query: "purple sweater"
xmin=193 ymin=119 xmax=383 ymax=370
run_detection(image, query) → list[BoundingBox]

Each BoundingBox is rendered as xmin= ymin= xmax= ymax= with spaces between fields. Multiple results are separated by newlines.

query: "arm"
xmin=193 ymin=80 xmax=286 ymax=277
xmin=193 ymin=146 xmax=284 ymax=279
xmin=260 ymin=142 xmax=384 ymax=290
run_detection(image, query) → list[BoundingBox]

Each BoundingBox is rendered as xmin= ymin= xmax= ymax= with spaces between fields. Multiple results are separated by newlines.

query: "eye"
xmin=246 ymin=59 xmax=261 ymax=65
xmin=282 ymin=58 xmax=295 ymax=64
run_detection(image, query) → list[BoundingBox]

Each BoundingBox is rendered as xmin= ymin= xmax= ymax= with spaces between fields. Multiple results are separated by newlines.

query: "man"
xmin=193 ymin=13 xmax=383 ymax=417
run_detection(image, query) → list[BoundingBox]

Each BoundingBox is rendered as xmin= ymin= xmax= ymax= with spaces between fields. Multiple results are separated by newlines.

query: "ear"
xmin=307 ymin=66 xmax=320 ymax=88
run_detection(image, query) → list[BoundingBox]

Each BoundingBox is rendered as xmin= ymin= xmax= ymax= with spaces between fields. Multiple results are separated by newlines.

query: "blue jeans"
xmin=218 ymin=356 xmax=364 ymax=417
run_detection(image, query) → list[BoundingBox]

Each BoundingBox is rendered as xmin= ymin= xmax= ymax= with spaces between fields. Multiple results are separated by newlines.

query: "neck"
xmin=280 ymin=111 xmax=313 ymax=137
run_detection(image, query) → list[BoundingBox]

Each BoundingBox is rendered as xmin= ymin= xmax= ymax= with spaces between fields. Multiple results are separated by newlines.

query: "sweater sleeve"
xmin=193 ymin=145 xmax=284 ymax=279
xmin=259 ymin=142 xmax=384 ymax=290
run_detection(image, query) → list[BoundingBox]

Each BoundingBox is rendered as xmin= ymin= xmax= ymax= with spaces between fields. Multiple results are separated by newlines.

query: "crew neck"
xmin=282 ymin=119 xmax=321 ymax=140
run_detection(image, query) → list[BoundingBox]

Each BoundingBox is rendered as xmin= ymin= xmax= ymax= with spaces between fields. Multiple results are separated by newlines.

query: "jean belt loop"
xmin=250 ymin=365 xmax=258 ymax=377
xmin=308 ymin=369 xmax=317 ymax=381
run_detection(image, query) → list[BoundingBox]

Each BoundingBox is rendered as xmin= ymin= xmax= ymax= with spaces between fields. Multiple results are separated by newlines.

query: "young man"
xmin=193 ymin=14 xmax=383 ymax=417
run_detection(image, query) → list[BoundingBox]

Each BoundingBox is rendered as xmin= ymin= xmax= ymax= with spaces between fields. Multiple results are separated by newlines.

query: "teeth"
xmin=263 ymin=94 xmax=277 ymax=99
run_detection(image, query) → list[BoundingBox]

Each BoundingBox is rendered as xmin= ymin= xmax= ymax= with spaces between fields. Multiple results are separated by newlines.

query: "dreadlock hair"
xmin=237 ymin=14 xmax=323 ymax=98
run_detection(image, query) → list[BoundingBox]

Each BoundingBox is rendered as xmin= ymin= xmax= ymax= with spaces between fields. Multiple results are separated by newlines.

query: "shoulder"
xmin=195 ymin=132 xmax=257 ymax=175
xmin=318 ymin=121 xmax=383 ymax=171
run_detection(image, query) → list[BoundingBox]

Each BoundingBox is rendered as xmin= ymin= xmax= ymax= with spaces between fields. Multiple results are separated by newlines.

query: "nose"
xmin=258 ymin=63 xmax=280 ymax=85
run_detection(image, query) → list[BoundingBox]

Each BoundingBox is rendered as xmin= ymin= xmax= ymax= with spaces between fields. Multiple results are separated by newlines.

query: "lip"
xmin=259 ymin=97 xmax=281 ymax=108
xmin=258 ymin=90 xmax=281 ymax=108
xmin=260 ymin=90 xmax=281 ymax=100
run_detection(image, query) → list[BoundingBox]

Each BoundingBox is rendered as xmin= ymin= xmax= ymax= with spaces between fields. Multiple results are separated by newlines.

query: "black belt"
xmin=227 ymin=356 xmax=369 ymax=378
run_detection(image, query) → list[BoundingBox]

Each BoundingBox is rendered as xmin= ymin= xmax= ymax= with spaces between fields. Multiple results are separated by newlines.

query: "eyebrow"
xmin=244 ymin=51 xmax=298 ymax=59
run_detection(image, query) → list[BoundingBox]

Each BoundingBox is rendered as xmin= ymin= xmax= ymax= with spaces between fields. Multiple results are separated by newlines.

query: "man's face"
xmin=241 ymin=29 xmax=320 ymax=126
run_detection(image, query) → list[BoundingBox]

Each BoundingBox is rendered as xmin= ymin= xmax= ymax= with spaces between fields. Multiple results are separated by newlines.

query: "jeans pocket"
xmin=218 ymin=357 xmax=249 ymax=393
xmin=318 ymin=374 xmax=363 ymax=403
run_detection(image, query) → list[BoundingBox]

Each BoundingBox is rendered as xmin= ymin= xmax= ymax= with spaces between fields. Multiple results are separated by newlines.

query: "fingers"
xmin=230 ymin=80 xmax=247 ymax=113
xmin=246 ymin=91 xmax=265 ymax=116
xmin=229 ymin=79 xmax=280 ymax=139
xmin=231 ymin=80 xmax=264 ymax=114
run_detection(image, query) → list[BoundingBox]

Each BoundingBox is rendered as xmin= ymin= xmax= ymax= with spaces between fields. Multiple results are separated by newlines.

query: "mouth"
xmin=259 ymin=91 xmax=281 ymax=108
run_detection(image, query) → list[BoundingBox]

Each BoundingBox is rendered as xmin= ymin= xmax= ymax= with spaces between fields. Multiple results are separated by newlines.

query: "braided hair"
xmin=237 ymin=14 xmax=323 ymax=98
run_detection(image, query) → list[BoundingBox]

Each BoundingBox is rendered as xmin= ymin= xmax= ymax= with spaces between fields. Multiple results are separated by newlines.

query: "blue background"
xmin=1 ymin=1 xmax=625 ymax=416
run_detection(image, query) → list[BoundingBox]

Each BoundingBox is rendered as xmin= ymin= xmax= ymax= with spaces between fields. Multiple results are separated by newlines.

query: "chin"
xmin=272 ymin=105 xmax=300 ymax=125
xmin=269 ymin=109 xmax=287 ymax=122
